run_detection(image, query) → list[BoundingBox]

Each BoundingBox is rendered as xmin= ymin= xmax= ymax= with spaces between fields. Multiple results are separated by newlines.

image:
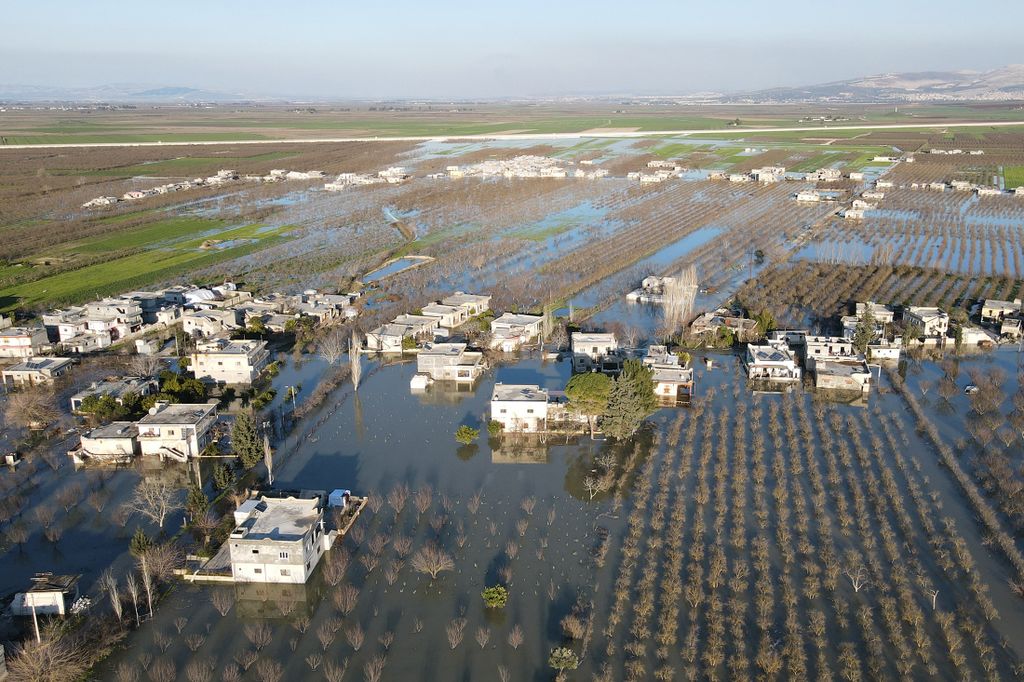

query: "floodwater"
xmin=91 ymin=347 xmax=1024 ymax=680
xmin=363 ymin=257 xmax=431 ymax=283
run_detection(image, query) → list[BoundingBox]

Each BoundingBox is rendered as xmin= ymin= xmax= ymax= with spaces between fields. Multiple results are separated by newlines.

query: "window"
xmin=254 ymin=568 xmax=262 ymax=574
xmin=526 ymin=409 xmax=534 ymax=414
xmin=251 ymin=549 xmax=259 ymax=554
xmin=279 ymin=551 xmax=289 ymax=559
xmin=280 ymin=568 xmax=291 ymax=576
xmin=499 ymin=409 xmax=507 ymax=414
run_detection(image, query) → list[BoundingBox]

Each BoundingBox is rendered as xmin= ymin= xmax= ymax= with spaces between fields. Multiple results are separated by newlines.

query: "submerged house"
xmin=745 ymin=344 xmax=801 ymax=382
xmin=69 ymin=376 xmax=159 ymax=413
xmin=490 ymin=313 xmax=544 ymax=352
xmin=11 ymin=574 xmax=82 ymax=617
xmin=69 ymin=422 xmax=139 ymax=464
xmin=191 ymin=339 xmax=270 ymax=386
xmin=228 ymin=495 xmax=334 ymax=584
xmin=415 ymin=343 xmax=484 ymax=383
xmin=136 ymin=402 xmax=218 ymax=461
xmin=366 ymin=315 xmax=440 ymax=352
xmin=815 ymin=359 xmax=872 ymax=393
xmin=571 ymin=333 xmax=621 ymax=373
xmin=491 ymin=384 xmax=550 ymax=433
xmin=2 ymin=357 xmax=73 ymax=388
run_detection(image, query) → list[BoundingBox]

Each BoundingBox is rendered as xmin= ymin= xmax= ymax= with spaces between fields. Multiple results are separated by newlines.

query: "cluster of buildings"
xmin=82 ymin=169 xmax=325 ymax=208
xmin=626 ymin=275 xmax=677 ymax=304
xmin=324 ymin=167 xmax=410 ymax=190
xmin=903 ymin=180 xmax=1016 ymax=196
xmin=980 ymin=298 xmax=1024 ymax=339
xmin=628 ymin=160 xmax=686 ymax=184
xmin=746 ymin=330 xmax=880 ymax=393
xmin=71 ymin=401 xmax=219 ymax=464
xmin=434 ymin=155 xmax=571 ymax=180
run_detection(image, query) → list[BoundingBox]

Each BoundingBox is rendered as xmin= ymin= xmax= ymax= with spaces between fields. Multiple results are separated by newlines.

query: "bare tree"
xmin=125 ymin=479 xmax=182 ymax=530
xmin=127 ymin=353 xmax=163 ymax=378
xmin=211 ymin=589 xmax=234 ymax=617
xmin=324 ymin=660 xmax=348 ymax=682
xmin=363 ymin=654 xmax=387 ymax=682
xmin=446 ymin=618 xmax=467 ymax=649
xmin=124 ymin=572 xmax=141 ymax=626
xmin=583 ymin=474 xmax=611 ymax=500
xmin=5 ymin=631 xmax=89 ymax=682
xmin=662 ymin=265 xmax=698 ymax=335
xmin=350 ymin=330 xmax=362 ymax=390
xmin=844 ymin=561 xmax=870 ymax=593
xmin=255 ymin=660 xmax=283 ymax=682
xmin=411 ymin=543 xmax=454 ymax=580
xmin=99 ymin=570 xmax=123 ymax=624
xmin=318 ymin=329 xmax=346 ymax=366
xmin=507 ymin=624 xmax=524 ymax=650
xmin=4 ymin=389 xmax=58 ymax=430
xmin=185 ymin=659 xmax=213 ymax=682
xmin=244 ymin=622 xmax=273 ymax=651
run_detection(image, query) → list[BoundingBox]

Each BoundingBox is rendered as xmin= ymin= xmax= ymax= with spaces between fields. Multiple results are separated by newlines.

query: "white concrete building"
xmin=11 ymin=574 xmax=81 ymax=617
xmin=980 ymin=298 xmax=1021 ymax=324
xmin=69 ymin=422 xmax=140 ymax=463
xmin=745 ymin=345 xmax=801 ymax=382
xmin=415 ymin=343 xmax=484 ymax=383
xmin=491 ymin=383 xmax=549 ymax=433
xmin=0 ymin=327 xmax=49 ymax=358
xmin=803 ymin=336 xmax=857 ymax=371
xmin=490 ymin=313 xmax=544 ymax=352
xmin=2 ymin=357 xmax=73 ymax=388
xmin=571 ymin=333 xmax=620 ymax=373
xmin=796 ymin=190 xmax=821 ymax=202
xmin=815 ymin=359 xmax=872 ymax=393
xmin=191 ymin=339 xmax=270 ymax=386
xmin=137 ymin=402 xmax=218 ymax=461
xmin=420 ymin=303 xmax=468 ymax=329
xmin=182 ymin=309 xmax=239 ymax=338
xmin=228 ymin=495 xmax=332 ymax=584
xmin=904 ymin=306 xmax=949 ymax=338
xmin=441 ymin=292 xmax=492 ymax=317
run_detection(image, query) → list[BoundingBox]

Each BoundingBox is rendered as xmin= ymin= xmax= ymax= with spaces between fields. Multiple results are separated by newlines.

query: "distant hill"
xmin=0 ymin=83 xmax=266 ymax=103
xmin=727 ymin=64 xmax=1024 ymax=103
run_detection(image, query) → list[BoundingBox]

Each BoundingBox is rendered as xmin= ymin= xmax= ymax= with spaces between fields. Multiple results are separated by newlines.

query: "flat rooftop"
xmin=572 ymin=332 xmax=616 ymax=343
xmin=5 ymin=357 xmax=73 ymax=372
xmin=238 ymin=497 xmax=320 ymax=542
xmin=816 ymin=360 xmax=870 ymax=377
xmin=492 ymin=384 xmax=548 ymax=402
xmin=442 ymin=292 xmax=490 ymax=306
xmin=85 ymin=421 xmax=138 ymax=439
xmin=492 ymin=313 xmax=543 ymax=326
xmin=749 ymin=346 xmax=793 ymax=363
xmin=138 ymin=403 xmax=216 ymax=425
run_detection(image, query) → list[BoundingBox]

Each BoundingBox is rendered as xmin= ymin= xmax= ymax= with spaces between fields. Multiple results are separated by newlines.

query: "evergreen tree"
xmin=129 ymin=527 xmax=153 ymax=557
xmin=565 ymin=371 xmax=612 ymax=438
xmin=852 ymin=308 xmax=876 ymax=355
xmin=601 ymin=359 xmax=657 ymax=440
xmin=212 ymin=462 xmax=235 ymax=491
xmin=232 ymin=411 xmax=263 ymax=469
xmin=185 ymin=484 xmax=209 ymax=522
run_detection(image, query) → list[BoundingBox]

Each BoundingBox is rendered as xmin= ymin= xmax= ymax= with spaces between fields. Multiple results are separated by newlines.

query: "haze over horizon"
xmin=2 ymin=0 xmax=1021 ymax=99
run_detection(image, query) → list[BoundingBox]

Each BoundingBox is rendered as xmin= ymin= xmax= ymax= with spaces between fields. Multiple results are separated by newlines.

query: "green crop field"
xmin=53 ymin=151 xmax=297 ymax=178
xmin=0 ymin=221 xmax=293 ymax=311
xmin=1004 ymin=166 xmax=1024 ymax=189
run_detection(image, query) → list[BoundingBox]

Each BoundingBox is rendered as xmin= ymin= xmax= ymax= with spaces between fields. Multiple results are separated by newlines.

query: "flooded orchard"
xmin=93 ymin=346 xmax=1024 ymax=681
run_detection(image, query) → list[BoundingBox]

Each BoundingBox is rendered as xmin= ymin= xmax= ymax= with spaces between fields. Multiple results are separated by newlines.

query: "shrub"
xmin=481 ymin=585 xmax=508 ymax=608
xmin=455 ymin=425 xmax=479 ymax=445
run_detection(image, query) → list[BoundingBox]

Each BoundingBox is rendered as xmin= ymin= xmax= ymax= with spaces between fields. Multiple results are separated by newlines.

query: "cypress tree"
xmin=232 ymin=411 xmax=263 ymax=469
xmin=601 ymin=359 xmax=657 ymax=440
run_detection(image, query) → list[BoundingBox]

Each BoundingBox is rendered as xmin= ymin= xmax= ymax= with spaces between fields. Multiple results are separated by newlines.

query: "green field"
xmin=52 ymin=151 xmax=297 ymax=178
xmin=0 ymin=132 xmax=271 ymax=145
xmin=0 ymin=221 xmax=292 ymax=311
xmin=1005 ymin=166 xmax=1024 ymax=189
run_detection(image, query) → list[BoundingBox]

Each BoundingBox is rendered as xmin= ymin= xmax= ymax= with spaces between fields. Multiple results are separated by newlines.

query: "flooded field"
xmin=83 ymin=346 xmax=1024 ymax=681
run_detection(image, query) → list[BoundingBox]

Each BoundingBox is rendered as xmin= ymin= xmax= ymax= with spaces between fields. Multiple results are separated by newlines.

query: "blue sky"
xmin=2 ymin=0 xmax=1020 ymax=98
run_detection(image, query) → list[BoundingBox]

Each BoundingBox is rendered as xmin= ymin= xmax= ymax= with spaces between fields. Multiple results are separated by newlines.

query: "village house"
xmin=191 ymin=339 xmax=270 ymax=386
xmin=976 ymin=186 xmax=1002 ymax=197
xmin=228 ymin=495 xmax=333 ymax=584
xmin=0 ymin=326 xmax=49 ymax=357
xmin=420 ymin=303 xmax=468 ymax=329
xmin=489 ymin=313 xmax=544 ymax=352
xmin=441 ymin=292 xmax=492 ymax=317
xmin=803 ymin=336 xmax=857 ymax=370
xmin=805 ymin=168 xmax=843 ymax=183
xmin=999 ymin=317 xmax=1023 ymax=339
xmin=83 ymin=299 xmax=144 ymax=340
xmin=415 ymin=343 xmax=484 ymax=383
xmin=69 ymin=422 xmax=139 ymax=464
xmin=11 ymin=574 xmax=81 ymax=617
xmin=2 ymin=356 xmax=73 ymax=388
xmin=848 ymin=171 xmax=865 ymax=181
xmin=181 ymin=309 xmax=240 ymax=338
xmin=862 ymin=190 xmax=885 ymax=200
xmin=571 ymin=332 xmax=621 ymax=373
xmin=751 ymin=166 xmax=786 ymax=183
xmin=851 ymin=199 xmax=876 ymax=211
xmin=491 ymin=383 xmax=549 ymax=433
xmin=842 ymin=209 xmax=865 ymax=220
xmin=795 ymin=190 xmax=821 ymax=202
xmin=867 ymin=340 xmax=902 ymax=362
xmin=689 ymin=309 xmax=760 ymax=343
xmin=904 ymin=306 xmax=949 ymax=339
xmin=652 ymin=365 xmax=694 ymax=403
xmin=815 ymin=359 xmax=872 ymax=393
xmin=958 ymin=325 xmax=999 ymax=347
xmin=136 ymin=402 xmax=218 ymax=461
xmin=69 ymin=376 xmax=158 ymax=413
xmin=745 ymin=345 xmax=801 ymax=382
xmin=980 ymin=298 xmax=1021 ymax=324
xmin=626 ymin=275 xmax=676 ymax=304
xmin=366 ymin=314 xmax=440 ymax=352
